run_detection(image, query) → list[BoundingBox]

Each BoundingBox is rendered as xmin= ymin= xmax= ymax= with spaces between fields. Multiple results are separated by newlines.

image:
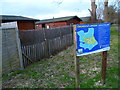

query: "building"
xmin=35 ymin=16 xmax=82 ymax=29
xmin=1 ymin=15 xmax=39 ymax=30
xmin=80 ymin=16 xmax=91 ymax=24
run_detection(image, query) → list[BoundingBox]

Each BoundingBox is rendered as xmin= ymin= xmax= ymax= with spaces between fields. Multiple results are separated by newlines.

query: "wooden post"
xmin=15 ymin=22 xmax=24 ymax=70
xmin=73 ymin=25 xmax=80 ymax=88
xmin=102 ymin=0 xmax=108 ymax=85
xmin=102 ymin=51 xmax=107 ymax=84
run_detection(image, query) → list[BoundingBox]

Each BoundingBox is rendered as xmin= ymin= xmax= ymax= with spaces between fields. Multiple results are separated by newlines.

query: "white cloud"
xmin=1 ymin=0 xmax=79 ymax=3
xmin=1 ymin=0 xmax=117 ymax=3
xmin=34 ymin=10 xmax=90 ymax=20
xmin=79 ymin=10 xmax=90 ymax=17
xmin=1 ymin=0 xmax=49 ymax=2
xmin=1 ymin=0 xmax=79 ymax=2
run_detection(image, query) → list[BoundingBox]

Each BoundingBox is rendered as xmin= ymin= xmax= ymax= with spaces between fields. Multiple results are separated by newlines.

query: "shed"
xmin=0 ymin=15 xmax=40 ymax=30
xmin=35 ymin=16 xmax=82 ymax=29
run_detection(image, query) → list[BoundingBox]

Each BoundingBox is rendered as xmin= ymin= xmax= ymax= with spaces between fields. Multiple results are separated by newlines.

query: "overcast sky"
xmin=0 ymin=0 xmax=116 ymax=20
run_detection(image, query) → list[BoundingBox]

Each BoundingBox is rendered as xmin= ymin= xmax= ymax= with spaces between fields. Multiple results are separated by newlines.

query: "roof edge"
xmin=0 ymin=15 xmax=40 ymax=21
xmin=35 ymin=15 xmax=81 ymax=24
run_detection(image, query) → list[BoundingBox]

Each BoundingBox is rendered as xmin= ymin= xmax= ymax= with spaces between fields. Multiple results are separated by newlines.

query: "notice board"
xmin=76 ymin=23 xmax=110 ymax=56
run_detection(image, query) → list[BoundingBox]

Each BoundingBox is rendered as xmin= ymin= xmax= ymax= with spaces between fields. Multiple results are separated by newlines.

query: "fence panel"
xmin=19 ymin=25 xmax=73 ymax=67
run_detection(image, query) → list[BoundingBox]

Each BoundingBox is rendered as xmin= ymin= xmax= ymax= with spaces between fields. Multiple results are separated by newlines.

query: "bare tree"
xmin=104 ymin=0 xmax=109 ymax=23
xmin=96 ymin=0 xmax=104 ymax=20
xmin=108 ymin=0 xmax=120 ymax=23
xmin=108 ymin=5 xmax=118 ymax=23
xmin=88 ymin=0 xmax=97 ymax=23
xmin=97 ymin=0 xmax=119 ymax=23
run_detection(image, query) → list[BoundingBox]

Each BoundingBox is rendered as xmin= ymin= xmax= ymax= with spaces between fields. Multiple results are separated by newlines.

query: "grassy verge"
xmin=2 ymin=25 xmax=119 ymax=88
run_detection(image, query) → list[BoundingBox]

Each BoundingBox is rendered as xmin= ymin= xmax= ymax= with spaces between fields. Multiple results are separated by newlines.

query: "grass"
xmin=2 ymin=25 xmax=119 ymax=88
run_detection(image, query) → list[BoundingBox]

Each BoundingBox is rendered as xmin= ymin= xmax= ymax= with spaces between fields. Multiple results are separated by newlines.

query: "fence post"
xmin=59 ymin=27 xmax=63 ymax=50
xmin=15 ymin=23 xmax=24 ymax=70
xmin=70 ymin=24 xmax=74 ymax=45
xmin=43 ymin=29 xmax=50 ymax=58
xmin=73 ymin=25 xmax=80 ymax=88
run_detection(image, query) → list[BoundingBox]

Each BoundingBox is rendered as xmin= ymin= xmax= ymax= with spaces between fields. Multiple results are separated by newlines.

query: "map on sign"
xmin=77 ymin=28 xmax=98 ymax=50
xmin=76 ymin=23 xmax=110 ymax=56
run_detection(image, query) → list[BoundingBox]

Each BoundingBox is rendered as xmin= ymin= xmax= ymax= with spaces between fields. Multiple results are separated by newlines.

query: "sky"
xmin=0 ymin=0 xmax=117 ymax=20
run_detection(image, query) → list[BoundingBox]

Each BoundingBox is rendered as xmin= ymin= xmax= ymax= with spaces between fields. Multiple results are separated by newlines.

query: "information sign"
xmin=76 ymin=23 xmax=110 ymax=56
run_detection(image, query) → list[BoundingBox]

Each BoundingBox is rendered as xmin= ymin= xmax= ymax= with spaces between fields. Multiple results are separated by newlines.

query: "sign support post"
xmin=74 ymin=23 xmax=110 ymax=87
xmin=102 ymin=51 xmax=107 ymax=84
xmin=73 ymin=25 xmax=80 ymax=88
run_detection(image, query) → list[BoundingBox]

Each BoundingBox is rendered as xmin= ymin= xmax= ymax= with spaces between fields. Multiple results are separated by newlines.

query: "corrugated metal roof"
xmin=0 ymin=15 xmax=39 ymax=21
xmin=36 ymin=16 xmax=82 ymax=24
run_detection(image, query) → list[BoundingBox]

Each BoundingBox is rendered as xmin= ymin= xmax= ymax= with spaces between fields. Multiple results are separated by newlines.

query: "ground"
xmin=2 ymin=25 xmax=119 ymax=88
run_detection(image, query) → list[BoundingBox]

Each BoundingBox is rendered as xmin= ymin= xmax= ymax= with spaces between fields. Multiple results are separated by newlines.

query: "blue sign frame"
xmin=76 ymin=23 xmax=110 ymax=56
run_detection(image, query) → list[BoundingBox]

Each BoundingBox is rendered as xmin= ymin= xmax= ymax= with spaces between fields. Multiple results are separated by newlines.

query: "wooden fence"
xmin=19 ymin=25 xmax=73 ymax=68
